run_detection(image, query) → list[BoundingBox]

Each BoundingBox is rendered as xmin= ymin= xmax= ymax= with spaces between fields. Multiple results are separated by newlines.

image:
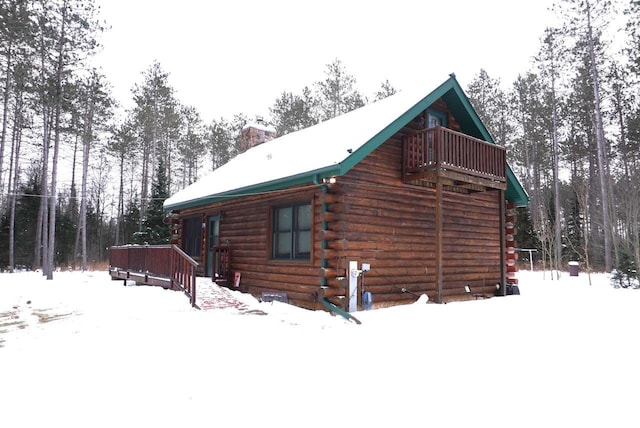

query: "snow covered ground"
xmin=1 ymin=269 xmax=639 ymax=427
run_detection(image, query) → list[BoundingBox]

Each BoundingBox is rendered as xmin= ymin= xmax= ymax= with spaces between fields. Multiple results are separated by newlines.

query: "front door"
xmin=206 ymin=215 xmax=220 ymax=277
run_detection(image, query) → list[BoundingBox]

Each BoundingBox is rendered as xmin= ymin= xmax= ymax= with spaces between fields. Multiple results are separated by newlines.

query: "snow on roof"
xmin=164 ymin=86 xmax=431 ymax=211
xmin=241 ymin=121 xmax=276 ymax=133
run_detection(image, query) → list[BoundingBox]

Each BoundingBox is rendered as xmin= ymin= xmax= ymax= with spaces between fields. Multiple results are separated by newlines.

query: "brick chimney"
xmin=240 ymin=117 xmax=277 ymax=152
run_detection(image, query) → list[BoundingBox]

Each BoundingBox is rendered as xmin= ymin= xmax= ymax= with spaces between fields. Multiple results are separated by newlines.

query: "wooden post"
xmin=435 ymin=176 xmax=443 ymax=303
xmin=499 ymin=191 xmax=507 ymax=296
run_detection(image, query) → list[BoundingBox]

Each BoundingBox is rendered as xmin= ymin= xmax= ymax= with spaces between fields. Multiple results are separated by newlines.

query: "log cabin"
xmin=162 ymin=74 xmax=529 ymax=311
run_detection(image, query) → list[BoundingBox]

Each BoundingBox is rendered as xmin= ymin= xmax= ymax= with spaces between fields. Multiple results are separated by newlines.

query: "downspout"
xmin=313 ymin=175 xmax=328 ymax=291
xmin=313 ymin=175 xmax=361 ymax=323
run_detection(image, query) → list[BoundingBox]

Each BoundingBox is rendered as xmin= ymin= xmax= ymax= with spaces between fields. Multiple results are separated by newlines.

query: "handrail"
xmin=170 ymin=245 xmax=198 ymax=307
xmin=109 ymin=244 xmax=198 ymax=307
xmin=405 ymin=126 xmax=506 ymax=182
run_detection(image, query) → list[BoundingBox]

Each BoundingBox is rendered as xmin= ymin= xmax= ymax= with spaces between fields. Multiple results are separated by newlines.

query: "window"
xmin=427 ymin=108 xmax=447 ymax=128
xmin=272 ymin=202 xmax=311 ymax=260
xmin=183 ymin=216 xmax=202 ymax=257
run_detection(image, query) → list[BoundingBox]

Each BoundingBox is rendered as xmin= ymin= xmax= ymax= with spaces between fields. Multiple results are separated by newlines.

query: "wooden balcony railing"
xmin=109 ymin=244 xmax=198 ymax=307
xmin=404 ymin=126 xmax=506 ymax=184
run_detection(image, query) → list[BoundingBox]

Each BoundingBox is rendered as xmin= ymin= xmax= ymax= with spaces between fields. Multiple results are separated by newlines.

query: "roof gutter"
xmin=164 ymin=165 xmax=343 ymax=212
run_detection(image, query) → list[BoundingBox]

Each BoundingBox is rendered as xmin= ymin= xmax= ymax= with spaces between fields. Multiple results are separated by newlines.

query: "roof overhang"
xmin=165 ymin=75 xmax=529 ymax=212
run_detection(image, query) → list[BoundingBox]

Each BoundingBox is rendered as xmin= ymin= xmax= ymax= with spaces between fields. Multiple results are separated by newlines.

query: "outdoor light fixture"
xmin=322 ymin=177 xmax=337 ymax=185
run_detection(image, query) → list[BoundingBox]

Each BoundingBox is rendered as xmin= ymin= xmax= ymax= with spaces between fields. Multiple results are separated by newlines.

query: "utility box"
xmin=569 ymin=261 xmax=579 ymax=277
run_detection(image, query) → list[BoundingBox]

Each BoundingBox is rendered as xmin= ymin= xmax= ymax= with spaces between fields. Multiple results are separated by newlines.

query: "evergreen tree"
xmin=554 ymin=0 xmax=614 ymax=270
xmin=0 ymin=165 xmax=41 ymax=269
xmin=0 ymin=0 xmax=33 ymax=212
xmin=315 ymin=58 xmax=365 ymax=120
xmin=109 ymin=118 xmax=136 ymax=246
xmin=133 ymin=159 xmax=170 ymax=245
xmin=54 ymin=194 xmax=75 ymax=267
xmin=563 ymin=182 xmax=584 ymax=262
xmin=177 ymin=105 xmax=205 ymax=189
xmin=624 ymin=0 xmax=640 ymax=77
xmin=510 ymin=71 xmax=552 ymax=238
xmin=229 ymin=113 xmax=249 ymax=156
xmin=122 ymin=199 xmax=141 ymax=245
xmin=269 ymin=86 xmax=319 ymax=136
xmin=466 ymin=69 xmax=511 ymax=146
xmin=131 ymin=61 xmax=180 ymax=221
xmin=207 ymin=117 xmax=234 ymax=170
xmin=537 ymin=27 xmax=566 ymax=276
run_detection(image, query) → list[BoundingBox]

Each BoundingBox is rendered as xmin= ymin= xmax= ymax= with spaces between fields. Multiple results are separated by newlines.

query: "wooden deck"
xmin=109 ymin=268 xmax=173 ymax=288
xmin=109 ymin=244 xmax=199 ymax=307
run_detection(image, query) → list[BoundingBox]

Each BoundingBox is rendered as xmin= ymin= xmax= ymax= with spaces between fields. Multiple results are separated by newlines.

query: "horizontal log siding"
xmin=176 ymin=187 xmax=329 ymax=309
xmin=172 ymin=97 xmax=503 ymax=309
xmin=337 ymin=136 xmax=502 ymax=306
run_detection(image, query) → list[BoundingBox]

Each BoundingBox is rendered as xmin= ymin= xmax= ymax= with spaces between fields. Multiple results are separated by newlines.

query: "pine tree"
xmin=0 ymin=0 xmax=32 ymax=212
xmin=466 ymin=69 xmax=511 ymax=146
xmin=131 ymin=61 xmax=180 ymax=222
xmin=554 ymin=0 xmax=614 ymax=270
xmin=178 ymin=105 xmax=204 ymax=188
xmin=134 ymin=159 xmax=170 ymax=245
xmin=315 ymin=59 xmax=365 ymax=120
xmin=207 ymin=117 xmax=234 ymax=170
xmin=510 ymin=72 xmax=552 ymax=240
xmin=269 ymin=86 xmax=319 ymax=135
xmin=625 ymin=0 xmax=640 ymax=77
xmin=537 ymin=27 xmax=566 ymax=277
xmin=0 ymin=165 xmax=41 ymax=270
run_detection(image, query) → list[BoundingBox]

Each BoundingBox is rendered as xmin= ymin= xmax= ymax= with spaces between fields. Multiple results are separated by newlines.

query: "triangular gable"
xmin=164 ymin=75 xmax=529 ymax=211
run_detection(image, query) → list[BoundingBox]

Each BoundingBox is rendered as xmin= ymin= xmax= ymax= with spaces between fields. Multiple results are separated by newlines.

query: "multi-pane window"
xmin=272 ymin=202 xmax=311 ymax=260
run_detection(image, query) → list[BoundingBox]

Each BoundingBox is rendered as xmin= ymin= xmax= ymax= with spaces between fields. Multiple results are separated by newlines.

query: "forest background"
xmin=0 ymin=0 xmax=639 ymax=282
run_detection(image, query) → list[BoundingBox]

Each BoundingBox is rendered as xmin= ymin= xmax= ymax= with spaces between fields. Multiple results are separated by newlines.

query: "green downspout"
xmin=321 ymin=297 xmax=362 ymax=324
xmin=313 ymin=175 xmax=362 ymax=325
xmin=313 ymin=175 xmax=328 ymax=289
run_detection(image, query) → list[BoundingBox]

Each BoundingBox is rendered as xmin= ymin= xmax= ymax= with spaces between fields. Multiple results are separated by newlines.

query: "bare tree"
xmin=74 ymin=71 xmax=112 ymax=270
xmin=571 ymin=177 xmax=593 ymax=284
xmin=555 ymin=0 xmax=613 ymax=270
xmin=537 ymin=28 xmax=566 ymax=278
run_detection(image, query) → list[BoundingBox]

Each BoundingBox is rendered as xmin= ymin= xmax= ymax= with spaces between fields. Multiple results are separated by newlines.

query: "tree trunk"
xmin=115 ymin=152 xmax=125 ymax=245
xmin=0 ymin=40 xmax=12 ymax=211
xmin=552 ymin=68 xmax=562 ymax=279
xmin=586 ymin=0 xmax=612 ymax=271
xmin=46 ymin=4 xmax=68 ymax=280
xmin=80 ymin=87 xmax=95 ymax=271
xmin=71 ymin=133 xmax=79 ymax=270
xmin=8 ymin=94 xmax=23 ymax=272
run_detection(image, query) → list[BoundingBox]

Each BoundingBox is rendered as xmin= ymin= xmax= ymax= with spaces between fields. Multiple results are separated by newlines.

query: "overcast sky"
xmin=93 ymin=0 xmax=558 ymax=124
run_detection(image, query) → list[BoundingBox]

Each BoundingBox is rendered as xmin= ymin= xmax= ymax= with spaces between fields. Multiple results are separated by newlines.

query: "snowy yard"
xmin=1 ymin=269 xmax=639 ymax=427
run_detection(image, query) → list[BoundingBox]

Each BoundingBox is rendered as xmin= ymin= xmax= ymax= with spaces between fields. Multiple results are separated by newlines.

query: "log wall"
xmin=330 ymin=134 xmax=502 ymax=307
xmin=172 ymin=97 xmax=505 ymax=310
xmin=176 ymin=187 xmax=329 ymax=309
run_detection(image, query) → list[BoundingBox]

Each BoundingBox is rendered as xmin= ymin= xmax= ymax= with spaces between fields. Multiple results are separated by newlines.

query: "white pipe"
xmin=349 ymin=260 xmax=359 ymax=312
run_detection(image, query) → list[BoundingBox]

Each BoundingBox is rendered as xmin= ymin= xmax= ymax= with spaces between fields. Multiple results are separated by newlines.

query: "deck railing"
xmin=109 ymin=244 xmax=198 ymax=307
xmin=404 ymin=126 xmax=506 ymax=182
xmin=212 ymin=246 xmax=231 ymax=283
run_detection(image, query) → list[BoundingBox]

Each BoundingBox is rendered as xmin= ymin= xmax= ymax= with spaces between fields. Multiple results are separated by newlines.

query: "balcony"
xmin=403 ymin=126 xmax=507 ymax=192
